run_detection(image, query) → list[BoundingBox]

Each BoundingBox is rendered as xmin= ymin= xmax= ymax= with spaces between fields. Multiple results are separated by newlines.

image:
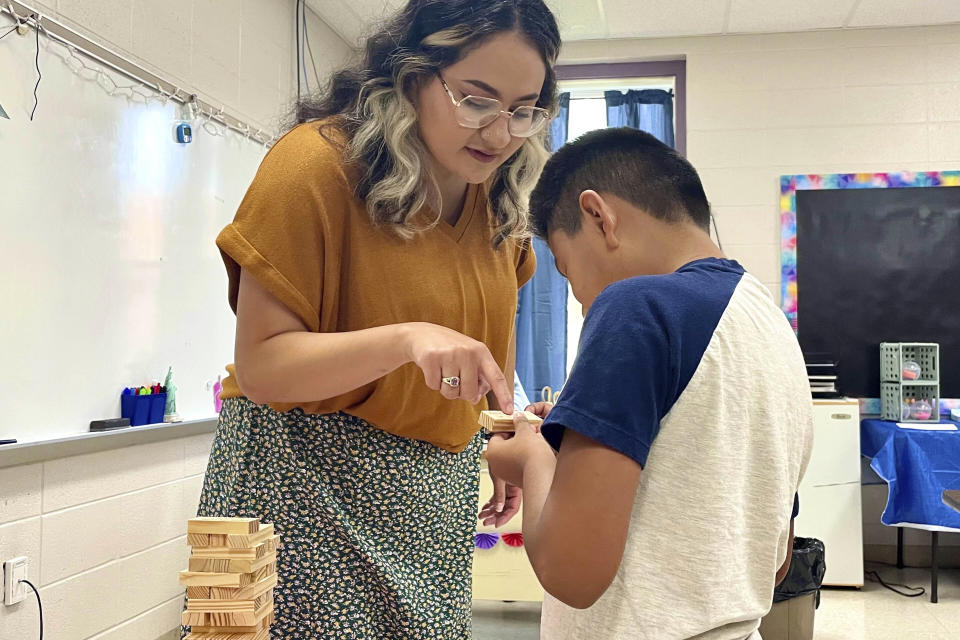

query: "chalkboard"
xmin=795 ymin=186 xmax=960 ymax=398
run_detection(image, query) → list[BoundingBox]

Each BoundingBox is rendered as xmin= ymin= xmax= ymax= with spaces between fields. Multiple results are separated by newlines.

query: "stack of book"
xmin=805 ymin=354 xmax=840 ymax=398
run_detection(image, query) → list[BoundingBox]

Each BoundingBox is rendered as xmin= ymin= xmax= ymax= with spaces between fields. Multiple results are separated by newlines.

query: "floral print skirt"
xmin=191 ymin=397 xmax=483 ymax=639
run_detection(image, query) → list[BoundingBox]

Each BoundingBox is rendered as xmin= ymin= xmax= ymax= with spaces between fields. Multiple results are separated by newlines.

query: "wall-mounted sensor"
xmin=176 ymin=122 xmax=192 ymax=143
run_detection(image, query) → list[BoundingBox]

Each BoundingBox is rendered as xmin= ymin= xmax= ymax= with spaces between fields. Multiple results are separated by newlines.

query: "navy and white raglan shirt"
xmin=540 ymin=258 xmax=813 ymax=640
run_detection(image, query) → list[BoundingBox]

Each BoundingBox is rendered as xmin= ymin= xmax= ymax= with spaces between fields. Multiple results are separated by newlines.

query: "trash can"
xmin=758 ymin=537 xmax=825 ymax=640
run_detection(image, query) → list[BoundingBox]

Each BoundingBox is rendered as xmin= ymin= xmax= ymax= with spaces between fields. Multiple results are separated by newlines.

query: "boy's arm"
xmin=489 ymin=283 xmax=658 ymax=606
xmin=775 ymin=518 xmax=795 ymax=585
xmin=775 ymin=494 xmax=799 ymax=585
xmin=520 ymin=426 xmax=642 ymax=609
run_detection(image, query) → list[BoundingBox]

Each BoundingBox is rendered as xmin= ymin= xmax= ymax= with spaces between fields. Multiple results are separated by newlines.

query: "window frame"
xmin=555 ymin=60 xmax=687 ymax=156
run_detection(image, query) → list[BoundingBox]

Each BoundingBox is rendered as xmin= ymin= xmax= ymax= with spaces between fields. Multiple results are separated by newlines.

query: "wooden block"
xmin=187 ymin=598 xmax=255 ymax=613
xmin=187 ymin=586 xmax=211 ymax=599
xmin=264 ymin=534 xmax=279 ymax=553
xmin=190 ymin=617 xmax=269 ymax=634
xmin=191 ymin=535 xmax=279 ymax=560
xmin=180 ymin=572 xmax=246 ymax=587
xmin=194 ymin=600 xmax=272 ymax=627
xmin=189 ymin=552 xmax=276 ymax=574
xmin=189 ymin=612 xmax=272 ymax=635
xmin=188 ymin=534 xmax=211 ymax=547
xmin=210 ymin=612 xmax=256 ymax=627
xmin=250 ymin=561 xmax=276 ymax=584
xmin=188 ymin=517 xmax=260 ymax=535
xmin=190 ymin=524 xmax=274 ymax=549
xmin=182 ymin=610 xmax=207 ymax=626
xmin=188 ymin=589 xmax=274 ymax=616
xmin=227 ymin=524 xmax=274 ymax=549
xmin=186 ymin=608 xmax=263 ymax=628
xmin=190 ymin=538 xmax=269 ymax=560
xmin=179 ymin=561 xmax=274 ymax=588
xmin=209 ymin=573 xmax=278 ymax=601
xmin=188 ymin=576 xmax=276 ymax=610
xmin=478 ymin=410 xmax=542 ymax=434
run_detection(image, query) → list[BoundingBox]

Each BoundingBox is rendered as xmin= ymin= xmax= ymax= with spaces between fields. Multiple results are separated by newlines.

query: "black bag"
xmin=773 ymin=537 xmax=826 ymax=605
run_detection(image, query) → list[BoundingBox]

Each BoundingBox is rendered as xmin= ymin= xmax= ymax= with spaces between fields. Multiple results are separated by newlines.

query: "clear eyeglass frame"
xmin=438 ymin=75 xmax=550 ymax=138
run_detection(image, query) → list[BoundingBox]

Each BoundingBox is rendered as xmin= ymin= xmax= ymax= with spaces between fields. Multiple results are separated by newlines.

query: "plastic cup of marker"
xmin=902 ymin=361 xmax=922 ymax=380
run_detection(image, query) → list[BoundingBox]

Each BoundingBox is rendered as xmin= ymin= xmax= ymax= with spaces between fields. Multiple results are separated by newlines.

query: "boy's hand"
xmin=485 ymin=412 xmax=556 ymax=489
xmin=525 ymin=401 xmax=554 ymax=420
xmin=478 ymin=478 xmax=521 ymax=528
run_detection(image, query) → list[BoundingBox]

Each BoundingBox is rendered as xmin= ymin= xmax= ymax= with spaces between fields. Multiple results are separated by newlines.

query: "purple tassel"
xmin=475 ymin=532 xmax=499 ymax=550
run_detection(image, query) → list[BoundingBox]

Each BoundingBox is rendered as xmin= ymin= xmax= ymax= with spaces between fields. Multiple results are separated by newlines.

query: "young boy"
xmin=484 ymin=128 xmax=813 ymax=639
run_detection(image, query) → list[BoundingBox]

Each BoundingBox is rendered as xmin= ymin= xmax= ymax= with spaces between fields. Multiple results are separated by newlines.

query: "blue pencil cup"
xmin=121 ymin=393 xmax=167 ymax=426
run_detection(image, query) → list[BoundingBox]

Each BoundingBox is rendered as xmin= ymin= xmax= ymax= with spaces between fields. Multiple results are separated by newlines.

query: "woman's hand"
xmin=403 ymin=322 xmax=513 ymax=412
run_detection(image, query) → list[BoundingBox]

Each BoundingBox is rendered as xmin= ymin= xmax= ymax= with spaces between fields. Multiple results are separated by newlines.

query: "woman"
xmin=196 ymin=1 xmax=561 ymax=637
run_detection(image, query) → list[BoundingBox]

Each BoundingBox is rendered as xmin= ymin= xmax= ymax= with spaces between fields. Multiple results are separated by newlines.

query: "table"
xmin=860 ymin=419 xmax=960 ymax=603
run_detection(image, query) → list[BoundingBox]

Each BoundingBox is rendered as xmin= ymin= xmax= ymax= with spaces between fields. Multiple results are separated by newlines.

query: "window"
xmin=561 ymin=76 xmax=677 ymax=143
xmin=554 ymin=62 xmax=686 ymax=374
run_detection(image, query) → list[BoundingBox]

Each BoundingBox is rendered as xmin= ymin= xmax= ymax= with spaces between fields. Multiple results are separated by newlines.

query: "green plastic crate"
xmin=881 ymin=382 xmax=940 ymax=422
xmin=880 ymin=342 xmax=939 ymax=383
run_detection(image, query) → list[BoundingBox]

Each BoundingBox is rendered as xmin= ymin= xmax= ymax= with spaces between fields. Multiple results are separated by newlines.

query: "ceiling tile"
xmin=602 ymin=0 xmax=729 ymax=38
xmin=310 ymin=0 xmax=960 ymax=47
xmin=849 ymin=0 xmax=960 ymax=28
xmin=727 ymin=0 xmax=858 ymax=33
xmin=546 ymin=0 xmax=607 ymax=40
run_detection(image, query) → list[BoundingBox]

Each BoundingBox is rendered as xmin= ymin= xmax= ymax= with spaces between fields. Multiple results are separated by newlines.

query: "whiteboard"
xmin=0 ymin=21 xmax=267 ymax=442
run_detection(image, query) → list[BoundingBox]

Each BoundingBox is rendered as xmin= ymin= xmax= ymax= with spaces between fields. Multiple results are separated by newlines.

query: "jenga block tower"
xmin=180 ymin=517 xmax=279 ymax=640
xmin=478 ymin=410 xmax=543 ymax=434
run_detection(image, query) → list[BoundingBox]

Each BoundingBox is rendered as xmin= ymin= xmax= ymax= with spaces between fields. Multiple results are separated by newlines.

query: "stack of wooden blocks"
xmin=179 ymin=517 xmax=279 ymax=640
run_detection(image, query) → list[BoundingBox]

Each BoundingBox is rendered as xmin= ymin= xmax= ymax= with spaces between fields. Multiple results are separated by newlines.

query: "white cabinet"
xmin=795 ymin=399 xmax=864 ymax=587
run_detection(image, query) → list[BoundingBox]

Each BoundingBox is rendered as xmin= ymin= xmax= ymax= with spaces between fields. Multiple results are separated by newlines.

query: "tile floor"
xmin=473 ymin=565 xmax=960 ymax=640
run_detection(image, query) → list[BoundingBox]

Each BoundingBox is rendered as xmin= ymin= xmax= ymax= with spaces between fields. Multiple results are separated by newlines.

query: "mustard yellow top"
xmin=216 ymin=122 xmax=536 ymax=452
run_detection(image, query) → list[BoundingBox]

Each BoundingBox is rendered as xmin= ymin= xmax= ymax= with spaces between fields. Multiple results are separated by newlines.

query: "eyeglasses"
xmin=438 ymin=75 xmax=551 ymax=138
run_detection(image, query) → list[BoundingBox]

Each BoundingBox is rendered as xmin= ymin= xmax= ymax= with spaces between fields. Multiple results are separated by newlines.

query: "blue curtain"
xmin=605 ymin=89 xmax=675 ymax=148
xmin=515 ymin=92 xmax=569 ymax=404
xmin=547 ymin=92 xmax=570 ymax=151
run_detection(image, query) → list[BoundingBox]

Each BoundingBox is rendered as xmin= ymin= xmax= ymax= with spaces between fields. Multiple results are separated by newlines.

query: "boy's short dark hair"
xmin=529 ymin=127 xmax=712 ymax=238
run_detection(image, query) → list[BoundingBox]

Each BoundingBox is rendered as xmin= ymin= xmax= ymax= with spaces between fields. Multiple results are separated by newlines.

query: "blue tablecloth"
xmin=861 ymin=419 xmax=960 ymax=530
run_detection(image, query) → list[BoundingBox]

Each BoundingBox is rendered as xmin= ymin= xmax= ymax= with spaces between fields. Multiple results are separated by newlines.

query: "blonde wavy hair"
xmin=294 ymin=0 xmax=561 ymax=246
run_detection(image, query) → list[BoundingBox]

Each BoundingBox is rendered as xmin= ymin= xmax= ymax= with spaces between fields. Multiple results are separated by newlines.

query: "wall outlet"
xmin=3 ymin=556 xmax=29 ymax=605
